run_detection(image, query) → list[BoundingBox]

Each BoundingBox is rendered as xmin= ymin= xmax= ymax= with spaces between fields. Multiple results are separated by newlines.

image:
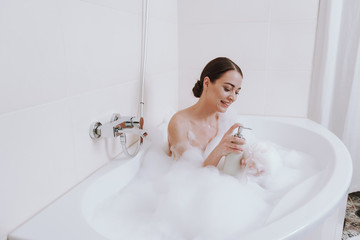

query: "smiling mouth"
xmin=221 ymin=100 xmax=231 ymax=107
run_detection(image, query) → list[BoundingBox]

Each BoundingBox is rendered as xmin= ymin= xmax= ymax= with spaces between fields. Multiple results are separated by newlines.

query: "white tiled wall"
xmin=178 ymin=0 xmax=319 ymax=117
xmin=0 ymin=0 xmax=178 ymax=238
xmin=0 ymin=0 xmax=318 ymax=238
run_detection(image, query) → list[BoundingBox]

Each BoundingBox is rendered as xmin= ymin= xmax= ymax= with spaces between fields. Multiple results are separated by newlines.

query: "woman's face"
xmin=204 ymin=70 xmax=243 ymax=113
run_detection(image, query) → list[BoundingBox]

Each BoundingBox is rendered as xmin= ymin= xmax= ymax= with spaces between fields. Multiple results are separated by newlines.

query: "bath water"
xmin=89 ymin=114 xmax=318 ymax=240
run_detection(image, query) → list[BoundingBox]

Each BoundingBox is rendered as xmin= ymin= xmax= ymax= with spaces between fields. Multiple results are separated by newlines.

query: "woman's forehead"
xmin=216 ymin=71 xmax=242 ymax=86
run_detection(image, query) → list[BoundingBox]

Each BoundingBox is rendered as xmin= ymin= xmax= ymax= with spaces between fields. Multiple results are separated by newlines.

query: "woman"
xmin=168 ymin=57 xmax=245 ymax=167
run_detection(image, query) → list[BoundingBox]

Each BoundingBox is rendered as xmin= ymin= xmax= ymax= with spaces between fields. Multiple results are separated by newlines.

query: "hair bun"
xmin=192 ymin=80 xmax=203 ymax=98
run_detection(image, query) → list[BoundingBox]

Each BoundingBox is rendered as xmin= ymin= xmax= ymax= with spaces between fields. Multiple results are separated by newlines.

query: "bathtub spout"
xmin=115 ymin=128 xmax=148 ymax=139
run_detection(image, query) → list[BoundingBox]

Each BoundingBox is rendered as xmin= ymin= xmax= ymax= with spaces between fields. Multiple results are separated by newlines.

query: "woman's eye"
xmin=224 ymin=87 xmax=230 ymax=92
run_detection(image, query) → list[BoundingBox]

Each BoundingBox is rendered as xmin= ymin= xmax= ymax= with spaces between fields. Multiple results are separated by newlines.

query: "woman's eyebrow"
xmin=224 ymin=82 xmax=235 ymax=87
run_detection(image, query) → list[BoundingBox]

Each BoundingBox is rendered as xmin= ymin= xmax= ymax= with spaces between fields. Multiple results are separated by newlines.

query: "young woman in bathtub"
xmin=168 ymin=57 xmax=246 ymax=167
xmin=167 ymin=57 xmax=310 ymax=186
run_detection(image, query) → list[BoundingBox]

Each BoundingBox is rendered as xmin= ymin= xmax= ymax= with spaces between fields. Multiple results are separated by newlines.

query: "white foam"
xmin=89 ymin=115 xmax=318 ymax=240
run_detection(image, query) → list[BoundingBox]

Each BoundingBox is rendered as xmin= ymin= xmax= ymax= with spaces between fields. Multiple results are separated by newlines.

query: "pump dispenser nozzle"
xmin=235 ymin=126 xmax=252 ymax=139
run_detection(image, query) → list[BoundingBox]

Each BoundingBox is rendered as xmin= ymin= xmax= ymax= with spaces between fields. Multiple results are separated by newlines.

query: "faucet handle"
xmin=140 ymin=117 xmax=144 ymax=129
xmin=90 ymin=113 xmax=145 ymax=139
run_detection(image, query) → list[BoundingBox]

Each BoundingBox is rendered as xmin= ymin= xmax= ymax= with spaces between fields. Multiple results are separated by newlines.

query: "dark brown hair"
xmin=192 ymin=57 xmax=243 ymax=98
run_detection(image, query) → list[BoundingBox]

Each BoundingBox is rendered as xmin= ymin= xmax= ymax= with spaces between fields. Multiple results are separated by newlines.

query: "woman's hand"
xmin=216 ymin=123 xmax=246 ymax=156
xmin=203 ymin=123 xmax=246 ymax=167
xmin=214 ymin=123 xmax=245 ymax=157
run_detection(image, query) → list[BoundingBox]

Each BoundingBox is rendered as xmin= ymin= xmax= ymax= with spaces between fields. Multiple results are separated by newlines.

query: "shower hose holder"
xmin=89 ymin=113 xmax=147 ymax=157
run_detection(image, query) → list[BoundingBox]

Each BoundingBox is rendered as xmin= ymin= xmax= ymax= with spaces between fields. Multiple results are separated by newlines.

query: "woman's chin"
xmin=218 ymin=106 xmax=229 ymax=113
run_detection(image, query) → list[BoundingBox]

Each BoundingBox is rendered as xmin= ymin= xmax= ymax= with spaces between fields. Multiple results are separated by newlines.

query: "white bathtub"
xmin=9 ymin=116 xmax=352 ymax=240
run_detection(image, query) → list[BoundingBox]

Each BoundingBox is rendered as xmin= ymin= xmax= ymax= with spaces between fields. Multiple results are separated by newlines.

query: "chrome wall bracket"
xmin=89 ymin=122 xmax=102 ymax=139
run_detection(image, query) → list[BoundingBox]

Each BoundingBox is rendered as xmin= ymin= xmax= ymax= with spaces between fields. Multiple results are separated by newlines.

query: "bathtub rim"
xmin=238 ymin=115 xmax=352 ymax=239
xmin=83 ymin=115 xmax=352 ymax=240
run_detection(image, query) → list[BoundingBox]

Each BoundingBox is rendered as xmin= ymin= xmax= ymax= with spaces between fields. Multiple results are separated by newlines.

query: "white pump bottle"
xmin=222 ymin=126 xmax=252 ymax=177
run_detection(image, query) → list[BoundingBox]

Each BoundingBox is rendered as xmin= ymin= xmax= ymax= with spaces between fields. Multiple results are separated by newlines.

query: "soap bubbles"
xmin=90 ymin=113 xmax=318 ymax=240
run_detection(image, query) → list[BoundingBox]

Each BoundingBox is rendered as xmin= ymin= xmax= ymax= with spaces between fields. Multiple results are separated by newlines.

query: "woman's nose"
xmin=228 ymin=91 xmax=236 ymax=101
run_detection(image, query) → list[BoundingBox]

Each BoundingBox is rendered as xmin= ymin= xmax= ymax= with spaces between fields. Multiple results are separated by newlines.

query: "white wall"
xmin=178 ymin=0 xmax=319 ymax=117
xmin=0 ymin=0 xmax=178 ymax=238
xmin=0 ymin=0 xmax=319 ymax=237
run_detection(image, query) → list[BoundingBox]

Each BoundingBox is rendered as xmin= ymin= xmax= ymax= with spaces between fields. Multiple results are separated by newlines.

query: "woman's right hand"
xmin=215 ymin=123 xmax=246 ymax=156
xmin=203 ymin=123 xmax=245 ymax=167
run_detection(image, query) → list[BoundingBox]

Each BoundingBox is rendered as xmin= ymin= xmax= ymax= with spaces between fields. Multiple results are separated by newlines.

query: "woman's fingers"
xmin=228 ymin=142 xmax=243 ymax=152
xmin=225 ymin=123 xmax=242 ymax=135
xmin=232 ymin=141 xmax=243 ymax=149
xmin=230 ymin=135 xmax=245 ymax=145
xmin=219 ymin=123 xmax=246 ymax=156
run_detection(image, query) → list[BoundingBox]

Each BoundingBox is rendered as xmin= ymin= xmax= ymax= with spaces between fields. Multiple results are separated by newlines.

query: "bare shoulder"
xmin=168 ymin=110 xmax=189 ymax=134
xmin=168 ymin=110 xmax=192 ymax=156
xmin=168 ymin=107 xmax=194 ymax=142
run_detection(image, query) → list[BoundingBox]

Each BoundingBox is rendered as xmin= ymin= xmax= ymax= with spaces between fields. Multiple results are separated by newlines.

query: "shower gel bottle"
xmin=222 ymin=126 xmax=251 ymax=177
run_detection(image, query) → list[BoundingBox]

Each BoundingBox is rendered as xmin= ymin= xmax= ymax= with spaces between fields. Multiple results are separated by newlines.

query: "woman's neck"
xmin=190 ymin=98 xmax=218 ymax=124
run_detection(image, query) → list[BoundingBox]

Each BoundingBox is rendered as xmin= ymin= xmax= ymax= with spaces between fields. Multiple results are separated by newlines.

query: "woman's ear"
xmin=204 ymin=76 xmax=210 ymax=88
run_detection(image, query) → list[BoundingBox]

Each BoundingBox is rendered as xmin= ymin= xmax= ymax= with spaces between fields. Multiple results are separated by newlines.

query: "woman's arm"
xmin=168 ymin=114 xmax=189 ymax=158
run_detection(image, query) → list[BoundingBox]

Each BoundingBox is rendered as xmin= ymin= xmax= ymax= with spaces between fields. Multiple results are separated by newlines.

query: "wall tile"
xmin=62 ymin=0 xmax=142 ymax=96
xmin=267 ymin=21 xmax=317 ymax=70
xmin=0 ymin=0 xmax=67 ymax=114
xmin=178 ymin=67 xmax=205 ymax=111
xmin=179 ymin=22 xmax=268 ymax=72
xmin=146 ymin=20 xmax=178 ymax=76
xmin=144 ymin=71 xmax=178 ymax=128
xmin=150 ymin=0 xmax=178 ymax=23
xmin=263 ymin=70 xmax=311 ymax=116
xmin=178 ymin=0 xmax=271 ymax=25
xmin=0 ymin=100 xmax=76 ymax=237
xmin=271 ymin=0 xmax=319 ymax=22
xmin=68 ymin=81 xmax=140 ymax=181
xmin=80 ymin=0 xmax=142 ymax=15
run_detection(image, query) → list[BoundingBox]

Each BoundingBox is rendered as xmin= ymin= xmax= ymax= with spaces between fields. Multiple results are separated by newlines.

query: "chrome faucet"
xmin=90 ymin=114 xmax=147 ymax=139
xmin=89 ymin=113 xmax=147 ymax=157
